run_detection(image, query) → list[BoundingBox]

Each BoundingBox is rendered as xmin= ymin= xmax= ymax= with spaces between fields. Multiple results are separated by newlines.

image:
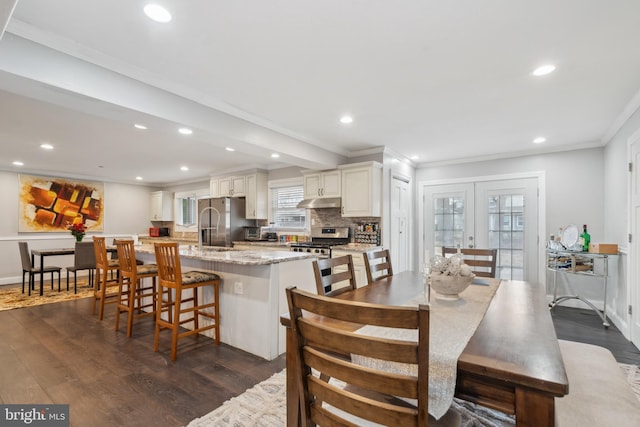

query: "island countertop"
xmin=134 ymin=243 xmax=316 ymax=265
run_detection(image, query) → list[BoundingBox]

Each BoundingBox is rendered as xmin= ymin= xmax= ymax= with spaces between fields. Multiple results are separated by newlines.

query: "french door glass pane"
xmin=433 ymin=196 xmax=465 ymax=251
xmin=490 ymin=194 xmax=526 ymax=280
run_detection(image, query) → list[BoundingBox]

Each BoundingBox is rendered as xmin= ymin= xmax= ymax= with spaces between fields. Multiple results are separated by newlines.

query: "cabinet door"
xmin=245 ymin=173 xmax=267 ymax=219
xmin=231 ymin=176 xmax=246 ymax=197
xmin=321 ymin=170 xmax=341 ymax=197
xmin=341 ymin=166 xmax=381 ymax=217
xmin=150 ymin=191 xmax=162 ymax=220
xmin=304 ymin=174 xmax=322 ymax=198
xmin=210 ymin=179 xmax=220 ymax=198
xmin=219 ymin=177 xmax=233 ymax=196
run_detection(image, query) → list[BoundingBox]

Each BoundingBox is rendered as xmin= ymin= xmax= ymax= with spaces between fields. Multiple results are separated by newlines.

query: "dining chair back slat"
xmin=286 ymin=287 xmax=434 ymax=426
xmin=363 ymin=249 xmax=394 ymax=284
xmin=441 ymin=247 xmax=498 ymax=278
xmin=312 ymin=255 xmax=357 ymax=297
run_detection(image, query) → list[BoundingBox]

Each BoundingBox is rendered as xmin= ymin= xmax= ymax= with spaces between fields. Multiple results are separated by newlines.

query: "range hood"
xmin=296 ymin=197 xmax=342 ymax=209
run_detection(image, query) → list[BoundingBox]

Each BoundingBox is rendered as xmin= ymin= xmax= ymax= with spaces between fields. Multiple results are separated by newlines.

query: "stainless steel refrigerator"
xmin=197 ymin=197 xmax=253 ymax=247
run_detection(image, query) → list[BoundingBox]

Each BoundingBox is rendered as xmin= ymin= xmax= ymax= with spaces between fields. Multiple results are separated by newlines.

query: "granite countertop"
xmin=232 ymin=241 xmax=290 ymax=248
xmin=332 ymin=243 xmax=382 ymax=253
xmin=134 ymin=244 xmax=315 ymax=265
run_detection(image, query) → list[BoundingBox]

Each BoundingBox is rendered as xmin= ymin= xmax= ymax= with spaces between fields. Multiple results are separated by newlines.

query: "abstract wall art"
xmin=18 ymin=174 xmax=104 ymax=233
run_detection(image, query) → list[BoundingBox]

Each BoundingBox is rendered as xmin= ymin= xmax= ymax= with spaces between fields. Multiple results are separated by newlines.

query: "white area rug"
xmin=187 ymin=364 xmax=640 ymax=427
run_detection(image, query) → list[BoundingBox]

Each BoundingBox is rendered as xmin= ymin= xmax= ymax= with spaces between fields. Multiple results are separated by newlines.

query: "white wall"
xmin=0 ymin=171 xmax=154 ymax=285
xmin=603 ymin=106 xmax=640 ymax=335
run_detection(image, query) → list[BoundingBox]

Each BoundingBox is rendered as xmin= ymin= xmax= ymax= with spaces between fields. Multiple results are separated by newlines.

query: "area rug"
xmin=0 ymin=280 xmax=94 ymax=311
xmin=188 ymin=364 xmax=640 ymax=427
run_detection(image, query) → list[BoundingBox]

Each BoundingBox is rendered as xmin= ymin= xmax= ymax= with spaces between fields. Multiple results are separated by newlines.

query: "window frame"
xmin=174 ymin=188 xmax=209 ymax=232
xmin=267 ymin=178 xmax=308 ymax=232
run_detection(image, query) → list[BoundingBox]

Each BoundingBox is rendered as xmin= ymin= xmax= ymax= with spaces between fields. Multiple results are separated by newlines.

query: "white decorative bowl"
xmin=430 ymin=273 xmax=474 ymax=300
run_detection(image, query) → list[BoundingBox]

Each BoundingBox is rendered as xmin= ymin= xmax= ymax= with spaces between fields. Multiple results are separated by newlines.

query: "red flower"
xmin=69 ymin=222 xmax=87 ymax=238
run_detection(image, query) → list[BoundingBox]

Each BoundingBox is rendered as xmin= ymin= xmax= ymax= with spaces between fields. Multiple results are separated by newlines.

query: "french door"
xmin=423 ymin=178 xmax=539 ymax=282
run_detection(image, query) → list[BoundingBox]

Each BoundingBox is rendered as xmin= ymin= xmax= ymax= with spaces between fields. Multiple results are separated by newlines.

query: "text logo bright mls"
xmin=1 ymin=405 xmax=69 ymax=426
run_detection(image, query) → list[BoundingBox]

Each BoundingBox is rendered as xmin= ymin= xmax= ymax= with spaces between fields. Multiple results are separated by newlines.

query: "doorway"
xmin=628 ymin=128 xmax=640 ymax=346
xmin=422 ymin=176 xmax=539 ymax=283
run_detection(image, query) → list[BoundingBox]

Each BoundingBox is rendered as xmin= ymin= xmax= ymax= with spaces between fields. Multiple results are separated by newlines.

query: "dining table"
xmin=30 ymin=245 xmax=116 ymax=296
xmin=280 ymin=270 xmax=569 ymax=427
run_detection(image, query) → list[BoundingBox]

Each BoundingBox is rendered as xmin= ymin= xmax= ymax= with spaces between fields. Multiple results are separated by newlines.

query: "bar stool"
xmin=115 ymin=239 xmax=159 ymax=337
xmin=153 ymin=242 xmax=221 ymax=361
xmin=92 ymin=236 xmax=119 ymax=320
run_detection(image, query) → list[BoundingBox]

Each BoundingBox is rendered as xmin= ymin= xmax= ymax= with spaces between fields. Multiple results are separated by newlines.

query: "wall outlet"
xmin=234 ymin=281 xmax=243 ymax=294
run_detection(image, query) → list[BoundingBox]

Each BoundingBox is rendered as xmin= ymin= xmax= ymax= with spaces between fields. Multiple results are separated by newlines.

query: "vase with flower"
xmin=69 ymin=222 xmax=87 ymax=242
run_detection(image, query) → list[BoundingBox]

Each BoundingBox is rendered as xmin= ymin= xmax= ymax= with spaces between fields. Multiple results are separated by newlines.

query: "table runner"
xmin=351 ymin=279 xmax=500 ymax=420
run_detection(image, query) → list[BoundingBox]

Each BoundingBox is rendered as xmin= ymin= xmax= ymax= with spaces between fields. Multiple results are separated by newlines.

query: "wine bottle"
xmin=579 ymin=224 xmax=590 ymax=251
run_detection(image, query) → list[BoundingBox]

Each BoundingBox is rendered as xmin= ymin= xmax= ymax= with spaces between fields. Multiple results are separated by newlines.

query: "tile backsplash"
xmin=309 ymin=208 xmax=380 ymax=242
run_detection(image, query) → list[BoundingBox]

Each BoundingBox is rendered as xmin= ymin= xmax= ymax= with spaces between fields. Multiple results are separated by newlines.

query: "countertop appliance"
xmin=198 ymin=197 xmax=253 ymax=247
xmin=290 ymin=226 xmax=350 ymax=259
xmin=244 ymin=226 xmax=261 ymax=241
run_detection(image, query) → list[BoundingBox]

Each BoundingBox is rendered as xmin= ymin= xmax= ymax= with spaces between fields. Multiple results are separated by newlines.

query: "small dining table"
xmin=30 ymin=246 xmax=116 ymax=296
xmin=280 ymin=270 xmax=568 ymax=426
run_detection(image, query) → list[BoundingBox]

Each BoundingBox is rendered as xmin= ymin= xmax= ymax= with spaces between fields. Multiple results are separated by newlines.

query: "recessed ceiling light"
xmin=12 ymin=161 xmax=24 ymax=166
xmin=533 ymin=137 xmax=547 ymax=144
xmin=136 ymin=176 xmax=143 ymax=181
xmin=271 ymin=153 xmax=280 ymax=158
xmin=144 ymin=4 xmax=172 ymax=23
xmin=134 ymin=124 xmax=147 ymax=130
xmin=180 ymin=166 xmax=189 ymax=171
xmin=178 ymin=127 xmax=193 ymax=135
xmin=410 ymin=155 xmax=419 ymax=160
xmin=40 ymin=143 xmax=54 ymax=150
xmin=225 ymin=147 xmax=235 ymax=152
xmin=532 ymin=64 xmax=556 ymax=76
xmin=340 ymin=115 xmax=353 ymax=124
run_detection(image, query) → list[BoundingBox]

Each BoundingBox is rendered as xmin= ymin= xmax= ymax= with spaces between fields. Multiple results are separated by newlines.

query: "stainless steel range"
xmin=290 ymin=227 xmax=350 ymax=259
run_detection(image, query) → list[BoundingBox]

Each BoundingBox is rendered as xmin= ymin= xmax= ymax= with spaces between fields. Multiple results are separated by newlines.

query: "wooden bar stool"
xmin=153 ymin=242 xmax=221 ymax=361
xmin=92 ymin=236 xmax=120 ymax=320
xmin=115 ymin=239 xmax=159 ymax=337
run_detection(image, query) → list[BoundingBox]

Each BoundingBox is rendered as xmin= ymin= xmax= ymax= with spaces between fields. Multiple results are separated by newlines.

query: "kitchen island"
xmin=134 ymin=244 xmax=317 ymax=360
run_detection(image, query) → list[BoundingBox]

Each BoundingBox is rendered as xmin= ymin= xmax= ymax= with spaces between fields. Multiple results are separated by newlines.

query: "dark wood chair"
xmin=92 ymin=236 xmax=120 ymax=320
xmin=363 ymin=248 xmax=393 ymax=284
xmin=312 ymin=255 xmax=357 ymax=297
xmin=153 ymin=242 xmax=221 ymax=361
xmin=286 ymin=286 xmax=459 ymax=426
xmin=66 ymin=241 xmax=96 ymax=293
xmin=115 ymin=239 xmax=158 ymax=337
xmin=18 ymin=241 xmax=61 ymax=295
xmin=441 ymin=247 xmax=497 ymax=278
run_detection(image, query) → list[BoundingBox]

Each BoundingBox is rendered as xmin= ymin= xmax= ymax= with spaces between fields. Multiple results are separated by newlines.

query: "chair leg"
xmin=171 ymin=287 xmax=182 ymax=361
xmin=22 ymin=271 xmax=26 ymax=294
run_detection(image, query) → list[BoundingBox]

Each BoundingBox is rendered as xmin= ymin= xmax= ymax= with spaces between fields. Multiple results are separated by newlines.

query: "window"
xmin=269 ymin=180 xmax=306 ymax=229
xmin=174 ymin=188 xmax=209 ymax=231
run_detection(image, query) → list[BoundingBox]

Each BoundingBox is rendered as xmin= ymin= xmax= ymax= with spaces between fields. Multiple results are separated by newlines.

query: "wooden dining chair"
xmin=66 ymin=241 xmax=96 ymax=293
xmin=363 ymin=248 xmax=393 ymax=284
xmin=18 ymin=241 xmax=61 ymax=295
xmin=286 ymin=287 xmax=459 ymax=426
xmin=153 ymin=242 xmax=221 ymax=361
xmin=115 ymin=239 xmax=159 ymax=337
xmin=441 ymin=247 xmax=498 ymax=278
xmin=92 ymin=236 xmax=120 ymax=320
xmin=312 ymin=255 xmax=357 ymax=297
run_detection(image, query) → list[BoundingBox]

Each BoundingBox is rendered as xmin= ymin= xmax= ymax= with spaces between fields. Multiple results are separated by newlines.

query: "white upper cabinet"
xmin=219 ymin=175 xmax=246 ymax=197
xmin=150 ymin=191 xmax=174 ymax=221
xmin=340 ymin=162 xmax=382 ymax=217
xmin=303 ymin=170 xmax=341 ymax=199
xmin=209 ymin=178 xmax=220 ymax=198
xmin=245 ymin=172 xmax=268 ymax=219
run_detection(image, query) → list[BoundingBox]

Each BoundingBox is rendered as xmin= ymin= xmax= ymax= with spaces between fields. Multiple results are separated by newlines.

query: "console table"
xmin=546 ymin=249 xmax=614 ymax=327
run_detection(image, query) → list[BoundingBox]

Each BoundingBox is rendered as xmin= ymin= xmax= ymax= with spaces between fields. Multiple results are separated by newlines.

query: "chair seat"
xmin=108 ymin=260 xmax=119 ymax=268
xmin=181 ymin=270 xmax=220 ymax=285
xmin=31 ymin=266 xmax=62 ymax=273
xmin=136 ymin=263 xmax=158 ymax=275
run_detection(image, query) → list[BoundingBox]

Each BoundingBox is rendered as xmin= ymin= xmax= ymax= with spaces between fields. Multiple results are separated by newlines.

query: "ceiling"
xmin=1 ymin=0 xmax=640 ymax=185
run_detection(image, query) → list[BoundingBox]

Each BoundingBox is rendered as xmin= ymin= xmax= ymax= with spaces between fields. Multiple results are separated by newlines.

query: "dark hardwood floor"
xmin=1 ymin=291 xmax=639 ymax=426
xmin=551 ymin=305 xmax=640 ymax=364
xmin=0 ymin=296 xmax=285 ymax=427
